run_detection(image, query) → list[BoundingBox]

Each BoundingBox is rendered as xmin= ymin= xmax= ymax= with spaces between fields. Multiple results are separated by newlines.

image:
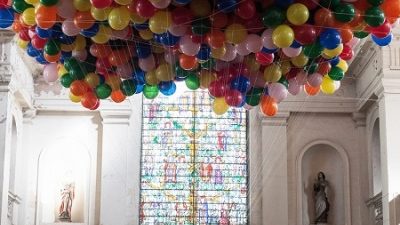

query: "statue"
xmin=58 ymin=183 xmax=75 ymax=222
xmin=314 ymin=172 xmax=330 ymax=224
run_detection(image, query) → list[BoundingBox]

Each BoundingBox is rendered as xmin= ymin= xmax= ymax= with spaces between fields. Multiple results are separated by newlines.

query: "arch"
xmin=295 ymin=140 xmax=351 ymax=225
xmin=35 ymin=137 xmax=92 ymax=225
xmin=371 ymin=118 xmax=382 ymax=195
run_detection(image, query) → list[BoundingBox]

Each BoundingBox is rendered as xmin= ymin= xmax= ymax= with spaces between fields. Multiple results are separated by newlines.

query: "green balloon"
xmin=96 ymin=84 xmax=112 ymax=99
xmin=82 ymin=61 xmax=96 ymax=73
xmin=44 ymin=39 xmax=60 ymax=56
xmin=191 ymin=18 xmax=211 ymax=36
xmin=245 ymin=88 xmax=263 ymax=106
xmin=334 ymin=3 xmax=355 ymax=23
xmin=320 ymin=0 xmax=340 ymax=8
xmin=60 ymin=73 xmax=74 ymax=88
xmin=69 ymin=63 xmax=86 ymax=80
xmin=40 ymin=0 xmax=58 ymax=6
xmin=328 ymin=67 xmax=344 ymax=81
xmin=143 ymin=85 xmax=159 ymax=99
xmin=354 ymin=31 xmax=369 ymax=39
xmin=306 ymin=63 xmax=319 ymax=74
xmin=262 ymin=7 xmax=285 ymax=28
xmin=278 ymin=76 xmax=289 ymax=88
xmin=64 ymin=58 xmax=79 ymax=71
xmin=364 ymin=7 xmax=385 ymax=27
xmin=185 ymin=73 xmax=200 ymax=90
xmin=368 ymin=0 xmax=384 ymax=6
xmin=200 ymin=58 xmax=215 ymax=70
xmin=175 ymin=64 xmax=192 ymax=79
xmin=12 ymin=0 xmax=32 ymax=13
xmin=303 ymin=42 xmax=324 ymax=58
xmin=120 ymin=80 xmax=137 ymax=96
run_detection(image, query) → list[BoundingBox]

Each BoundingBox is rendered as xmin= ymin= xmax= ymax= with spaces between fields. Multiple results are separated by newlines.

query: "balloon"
xmin=294 ymin=24 xmax=317 ymax=45
xmin=262 ymin=6 xmax=285 ymax=28
xmin=81 ymin=92 xmax=99 ymax=110
xmin=287 ymin=3 xmax=309 ymax=25
xmin=319 ymin=28 xmax=341 ymax=49
xmin=225 ymin=89 xmax=244 ymax=107
xmin=96 ymin=83 xmax=112 ymax=99
xmin=365 ymin=7 xmax=385 ymax=27
xmin=111 ymin=90 xmax=126 ymax=103
xmin=225 ymin=23 xmax=248 ymax=44
xmin=213 ymin=97 xmax=229 ymax=115
xmin=320 ymin=75 xmax=336 ymax=94
xmin=260 ymin=95 xmax=278 ymax=117
xmin=108 ymin=7 xmax=131 ymax=30
xmin=0 ymin=8 xmax=13 ymax=28
xmin=272 ymin=25 xmax=294 ymax=48
xmin=245 ymin=34 xmax=263 ymax=53
xmin=43 ymin=63 xmax=59 ymax=83
xmin=372 ymin=33 xmax=393 ymax=46
xmin=268 ymin=83 xmax=288 ymax=103
xmin=149 ymin=11 xmax=172 ymax=34
xmin=334 ymin=3 xmax=355 ymax=22
xmin=120 ymin=79 xmax=137 ymax=96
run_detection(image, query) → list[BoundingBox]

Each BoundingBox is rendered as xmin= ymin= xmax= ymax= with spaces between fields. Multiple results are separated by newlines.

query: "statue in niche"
xmin=58 ymin=183 xmax=75 ymax=222
xmin=314 ymin=172 xmax=330 ymax=224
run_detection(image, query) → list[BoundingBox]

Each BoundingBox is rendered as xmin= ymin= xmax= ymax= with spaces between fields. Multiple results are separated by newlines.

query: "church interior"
xmin=0 ymin=0 xmax=399 ymax=225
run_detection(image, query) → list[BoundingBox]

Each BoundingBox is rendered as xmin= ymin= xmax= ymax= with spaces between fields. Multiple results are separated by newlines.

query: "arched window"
xmin=140 ymin=89 xmax=248 ymax=224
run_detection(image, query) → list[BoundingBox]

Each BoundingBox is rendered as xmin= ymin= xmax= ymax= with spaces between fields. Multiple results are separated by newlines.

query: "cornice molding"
xmin=260 ymin=111 xmax=290 ymax=126
xmin=352 ymin=112 xmax=367 ymax=127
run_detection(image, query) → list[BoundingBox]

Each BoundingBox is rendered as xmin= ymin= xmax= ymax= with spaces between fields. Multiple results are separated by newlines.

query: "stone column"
xmin=260 ymin=111 xmax=289 ymax=225
xmin=0 ymin=30 xmax=17 ymax=224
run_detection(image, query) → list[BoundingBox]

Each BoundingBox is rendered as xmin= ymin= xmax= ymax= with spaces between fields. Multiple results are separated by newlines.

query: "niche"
xmin=300 ymin=143 xmax=348 ymax=225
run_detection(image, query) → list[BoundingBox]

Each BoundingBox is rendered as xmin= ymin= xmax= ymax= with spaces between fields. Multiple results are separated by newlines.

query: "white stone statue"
xmin=58 ymin=183 xmax=75 ymax=222
xmin=314 ymin=172 xmax=330 ymax=224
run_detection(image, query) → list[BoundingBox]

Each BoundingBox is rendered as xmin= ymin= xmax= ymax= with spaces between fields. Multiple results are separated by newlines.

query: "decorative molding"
xmin=352 ymin=112 xmax=367 ymax=127
xmin=260 ymin=111 xmax=290 ymax=126
xmin=100 ymin=108 xmax=132 ymax=125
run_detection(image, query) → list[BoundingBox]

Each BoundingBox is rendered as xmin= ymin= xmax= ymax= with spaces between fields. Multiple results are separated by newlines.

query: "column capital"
xmin=100 ymin=109 xmax=131 ymax=125
xmin=352 ymin=112 xmax=367 ymax=128
xmin=260 ymin=111 xmax=290 ymax=127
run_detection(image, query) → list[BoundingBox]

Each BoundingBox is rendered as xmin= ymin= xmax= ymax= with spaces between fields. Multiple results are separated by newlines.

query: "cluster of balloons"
xmin=0 ymin=0 xmax=399 ymax=115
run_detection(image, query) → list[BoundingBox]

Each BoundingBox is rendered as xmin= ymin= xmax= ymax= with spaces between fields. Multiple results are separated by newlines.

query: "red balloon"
xmin=236 ymin=0 xmax=256 ymax=20
xmin=31 ymin=35 xmax=46 ymax=50
xmin=135 ymin=0 xmax=156 ymax=18
xmin=369 ymin=20 xmax=391 ymax=38
xmin=90 ymin=0 xmax=112 ymax=9
xmin=255 ymin=52 xmax=274 ymax=66
xmin=209 ymin=80 xmax=227 ymax=97
xmin=340 ymin=44 xmax=354 ymax=61
xmin=81 ymin=92 xmax=99 ymax=109
xmin=286 ymin=68 xmax=302 ymax=80
xmin=317 ymin=62 xmax=331 ymax=75
xmin=225 ymin=89 xmax=244 ymax=107
xmin=243 ymin=14 xmax=263 ymax=34
xmin=172 ymin=7 xmax=193 ymax=25
xmin=70 ymin=80 xmax=90 ymax=97
xmin=294 ymin=24 xmax=317 ymax=45
xmin=18 ymin=28 xmax=30 ymax=41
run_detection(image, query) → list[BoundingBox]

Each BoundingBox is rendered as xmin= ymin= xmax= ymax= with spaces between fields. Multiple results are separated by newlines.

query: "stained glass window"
xmin=140 ymin=89 xmax=247 ymax=225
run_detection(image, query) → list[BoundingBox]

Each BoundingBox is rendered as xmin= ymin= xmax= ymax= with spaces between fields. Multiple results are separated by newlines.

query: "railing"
xmin=366 ymin=192 xmax=383 ymax=225
xmin=7 ymin=191 xmax=21 ymax=225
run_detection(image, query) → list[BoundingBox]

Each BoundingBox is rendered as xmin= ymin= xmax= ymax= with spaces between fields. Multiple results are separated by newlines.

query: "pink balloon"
xmin=288 ymin=79 xmax=301 ymax=95
xmin=236 ymin=42 xmax=251 ymax=56
xmin=282 ymin=47 xmax=302 ymax=57
xmin=295 ymin=70 xmax=308 ymax=85
xmin=168 ymin=24 xmax=188 ymax=36
xmin=179 ymin=35 xmax=200 ymax=56
xmin=307 ymin=73 xmax=323 ymax=87
xmin=43 ymin=63 xmax=58 ymax=83
xmin=268 ymin=83 xmax=288 ymax=103
xmin=116 ymin=64 xmax=133 ymax=79
xmin=150 ymin=0 xmax=171 ymax=9
xmin=261 ymin=29 xmax=277 ymax=49
xmin=245 ymin=34 xmax=263 ymax=53
xmin=139 ymin=54 xmax=156 ymax=72
xmin=57 ymin=0 xmax=76 ymax=19
xmin=164 ymin=51 xmax=178 ymax=64
xmin=112 ymin=27 xmax=131 ymax=40
xmin=72 ymin=50 xmax=88 ymax=61
xmin=221 ymin=43 xmax=237 ymax=62
xmin=62 ymin=19 xmax=80 ymax=36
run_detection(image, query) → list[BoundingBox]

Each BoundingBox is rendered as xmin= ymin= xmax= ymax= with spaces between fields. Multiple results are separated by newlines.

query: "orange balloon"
xmin=44 ymin=52 xmax=61 ymax=63
xmin=179 ymin=54 xmax=198 ymax=70
xmin=70 ymin=80 xmax=90 ymax=96
xmin=108 ymin=50 xmax=131 ymax=66
xmin=260 ymin=96 xmax=278 ymax=117
xmin=314 ymin=8 xmax=335 ymax=28
xmin=304 ymin=83 xmax=320 ymax=96
xmin=111 ymin=90 xmax=126 ymax=103
xmin=74 ymin=11 xmax=95 ymax=30
xmin=36 ymin=5 xmax=57 ymax=29
xmin=353 ymin=0 xmax=371 ymax=12
xmin=206 ymin=30 xmax=225 ymax=49
xmin=91 ymin=44 xmax=112 ymax=58
xmin=12 ymin=17 xmax=23 ymax=32
xmin=81 ymin=92 xmax=99 ymax=109
xmin=381 ymin=0 xmax=400 ymax=20
xmin=340 ymin=27 xmax=353 ymax=44
xmin=210 ymin=13 xmax=228 ymax=28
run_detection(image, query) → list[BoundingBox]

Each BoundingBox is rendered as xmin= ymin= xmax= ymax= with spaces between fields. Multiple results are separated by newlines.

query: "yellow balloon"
xmin=61 ymin=43 xmax=75 ymax=52
xmin=106 ymin=75 xmax=122 ymax=91
xmin=287 ymin=3 xmax=309 ymax=25
xmin=323 ymin=44 xmax=344 ymax=58
xmin=225 ymin=23 xmax=247 ymax=44
xmin=114 ymin=0 xmax=132 ymax=5
xmin=91 ymin=6 xmax=111 ymax=21
xmin=139 ymin=29 xmax=154 ymax=40
xmin=156 ymin=64 xmax=175 ymax=81
xmin=190 ymin=0 xmax=211 ymax=17
xmin=145 ymin=70 xmax=160 ymax=85
xmin=213 ymin=97 xmax=229 ymax=115
xmin=244 ymin=55 xmax=260 ymax=72
xmin=130 ymin=12 xmax=147 ymax=24
xmin=199 ymin=70 xmax=216 ymax=89
xmin=85 ymin=73 xmax=100 ymax=88
xmin=91 ymin=25 xmax=111 ymax=44
xmin=74 ymin=35 xmax=86 ymax=51
xmin=336 ymin=59 xmax=348 ymax=72
xmin=17 ymin=39 xmax=29 ymax=49
xmin=69 ymin=92 xmax=81 ymax=103
xmin=291 ymin=53 xmax=309 ymax=67
xmin=272 ymin=25 xmax=294 ymax=48
xmin=320 ymin=76 xmax=336 ymax=95
xmin=211 ymin=45 xmax=226 ymax=59
xmin=25 ymin=0 xmax=39 ymax=5
xmin=22 ymin=8 xmax=36 ymax=26
xmin=264 ymin=64 xmax=282 ymax=82
xmin=73 ymin=0 xmax=91 ymax=11
xmin=280 ymin=61 xmax=291 ymax=75
xmin=108 ymin=7 xmax=131 ymax=30
xmin=149 ymin=11 xmax=172 ymax=34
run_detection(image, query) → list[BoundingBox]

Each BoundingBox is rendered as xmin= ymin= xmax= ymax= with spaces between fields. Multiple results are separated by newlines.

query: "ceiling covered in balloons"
xmin=0 ymin=0 xmax=398 ymax=115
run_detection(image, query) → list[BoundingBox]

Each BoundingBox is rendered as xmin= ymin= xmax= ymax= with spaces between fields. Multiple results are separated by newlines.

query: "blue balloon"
xmin=159 ymin=81 xmax=176 ymax=96
xmin=0 ymin=8 xmax=13 ymax=29
xmin=290 ymin=40 xmax=302 ymax=48
xmin=133 ymin=22 xmax=149 ymax=31
xmin=275 ymin=0 xmax=294 ymax=8
xmin=80 ymin=23 xmax=99 ymax=38
xmin=36 ymin=26 xmax=52 ymax=39
xmin=329 ymin=56 xmax=340 ymax=67
xmin=136 ymin=84 xmax=144 ymax=94
xmin=35 ymin=53 xmax=49 ymax=64
xmin=217 ymin=0 xmax=237 ymax=13
xmin=133 ymin=69 xmax=146 ymax=84
xmin=231 ymin=76 xmax=250 ymax=93
xmin=197 ymin=44 xmax=211 ymax=61
xmin=159 ymin=32 xmax=180 ymax=46
xmin=319 ymin=28 xmax=342 ymax=50
xmin=372 ymin=33 xmax=392 ymax=47
xmin=57 ymin=33 xmax=76 ymax=44
xmin=136 ymin=43 xmax=152 ymax=58
xmin=174 ymin=0 xmax=191 ymax=5
xmin=27 ymin=44 xmax=41 ymax=57
xmin=50 ymin=24 xmax=63 ymax=38
xmin=262 ymin=47 xmax=278 ymax=54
